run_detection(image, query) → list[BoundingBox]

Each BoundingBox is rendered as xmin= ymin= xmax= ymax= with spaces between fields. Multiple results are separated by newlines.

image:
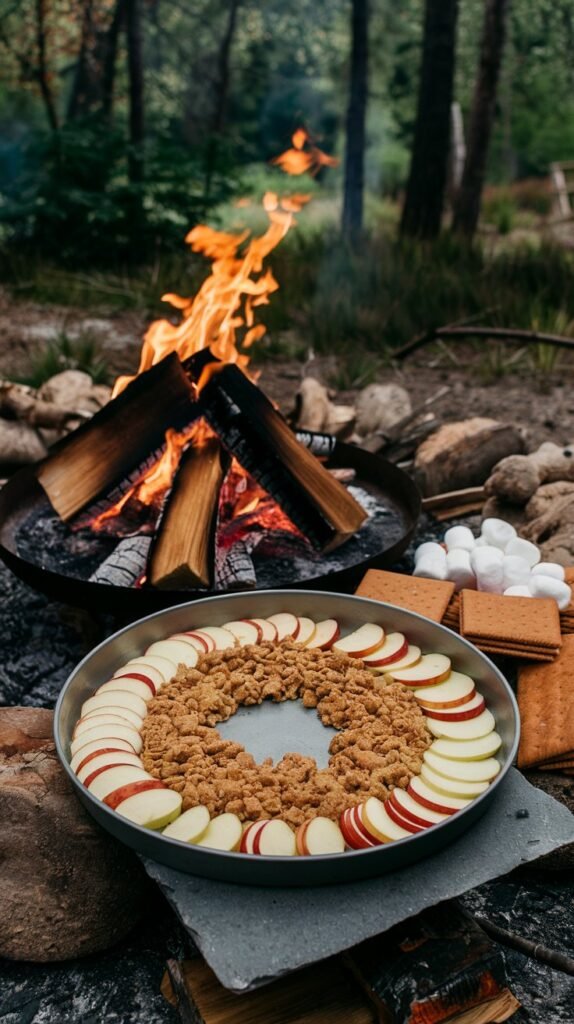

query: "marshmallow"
xmin=504 ymin=585 xmax=533 ymax=598
xmin=529 ymin=575 xmax=572 ymax=611
xmin=413 ymin=549 xmax=448 ymax=581
xmin=444 ymin=526 xmax=475 ymax=553
xmin=504 ymin=537 xmax=541 ymax=567
xmin=471 ymin=547 xmax=505 ymax=594
xmin=481 ymin=517 xmax=517 ymax=550
xmin=414 ymin=541 xmax=446 ymax=565
xmin=446 ymin=548 xmax=476 ymax=592
xmin=531 ymin=562 xmax=566 ymax=582
xmin=502 ymin=555 xmax=531 ymax=591
xmin=473 ymin=536 xmax=488 ymax=548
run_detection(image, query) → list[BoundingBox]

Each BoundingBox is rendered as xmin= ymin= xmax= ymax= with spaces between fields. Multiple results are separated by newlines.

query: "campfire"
xmin=29 ymin=133 xmax=396 ymax=596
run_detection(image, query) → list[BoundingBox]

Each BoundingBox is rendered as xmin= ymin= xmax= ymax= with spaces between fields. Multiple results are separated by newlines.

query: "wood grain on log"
xmin=414 ymin=418 xmax=524 ymax=497
xmin=0 ymin=707 xmax=150 ymax=961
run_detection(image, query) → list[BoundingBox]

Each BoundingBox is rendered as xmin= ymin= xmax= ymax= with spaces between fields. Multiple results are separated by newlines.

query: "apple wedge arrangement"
xmin=67 ymin=609 xmax=503 ymax=855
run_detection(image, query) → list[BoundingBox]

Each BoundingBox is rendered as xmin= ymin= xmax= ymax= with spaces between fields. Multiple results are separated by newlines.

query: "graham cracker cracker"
xmin=517 ymin=635 xmax=574 ymax=769
xmin=460 ymin=590 xmax=562 ymax=650
xmin=355 ymin=570 xmax=455 ymax=623
xmin=478 ymin=645 xmax=558 ymax=663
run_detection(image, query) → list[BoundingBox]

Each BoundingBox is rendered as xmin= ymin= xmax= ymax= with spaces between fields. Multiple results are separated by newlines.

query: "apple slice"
xmin=73 ymin=713 xmax=140 ymax=738
xmin=146 ymin=639 xmax=199 ymax=668
xmin=334 ymin=623 xmax=385 ymax=658
xmin=82 ymin=705 xmax=144 ymax=730
xmin=386 ymin=653 xmax=451 ymax=687
xmin=222 ymin=620 xmax=261 ymax=646
xmin=295 ymin=617 xmax=316 ymax=646
xmin=85 ymin=765 xmax=151 ymax=802
xmin=414 ymin=672 xmax=476 ymax=709
xmin=240 ymin=820 xmax=268 ymax=854
xmin=192 ymin=626 xmax=236 ymax=650
xmin=408 ymin=775 xmax=471 ymax=814
xmin=253 ymin=819 xmax=297 ymax=856
xmin=184 ymin=630 xmax=216 ymax=651
xmin=176 ymin=632 xmax=210 ymax=652
xmin=359 ymin=632 xmax=407 ymax=667
xmin=423 ymin=748 xmax=501 ymax=781
xmin=245 ymin=618 xmax=277 ymax=642
xmin=70 ymin=740 xmax=136 ymax=773
xmin=296 ymin=817 xmax=345 ymax=855
xmin=105 ymin=778 xmax=168 ymax=811
xmin=114 ymin=662 xmax=163 ymax=690
xmin=429 ymin=732 xmax=502 ymax=761
xmin=70 ymin=723 xmax=142 ymax=757
xmin=420 ymin=763 xmax=490 ymax=799
xmin=81 ymin=691 xmax=148 ymax=720
xmin=195 ymin=812 xmax=243 ymax=851
xmin=389 ymin=788 xmax=450 ymax=827
xmin=425 ymin=708 xmax=495 ymax=741
xmin=122 ymin=654 xmax=177 ymax=680
xmin=266 ymin=613 xmax=300 ymax=641
xmin=77 ymin=751 xmax=144 ymax=784
xmin=366 ymin=645 xmax=421 ymax=675
xmin=97 ymin=678 xmax=156 ymax=703
xmin=339 ymin=807 xmax=380 ymax=849
xmin=384 ymin=797 xmax=425 ymax=834
xmin=113 ymin=786 xmax=182 ymax=828
xmin=361 ymin=796 xmax=414 ymax=840
xmin=304 ymin=619 xmax=340 ymax=650
xmin=162 ymin=805 xmax=211 ymax=843
xmin=423 ymin=692 xmax=486 ymax=722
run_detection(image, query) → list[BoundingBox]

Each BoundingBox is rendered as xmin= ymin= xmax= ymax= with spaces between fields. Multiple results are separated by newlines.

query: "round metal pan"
xmin=0 ymin=446 xmax=420 ymax=615
xmin=54 ymin=590 xmax=519 ymax=887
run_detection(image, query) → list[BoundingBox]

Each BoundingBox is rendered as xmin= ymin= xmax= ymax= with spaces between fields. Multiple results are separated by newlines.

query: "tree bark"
xmin=204 ymin=0 xmax=242 ymax=203
xmin=35 ymin=0 xmax=59 ymax=132
xmin=125 ymin=0 xmax=145 ymax=184
xmin=400 ymin=0 xmax=459 ymax=239
xmin=101 ymin=0 xmax=126 ymax=121
xmin=452 ymin=0 xmax=511 ymax=237
xmin=342 ymin=0 xmax=369 ymax=239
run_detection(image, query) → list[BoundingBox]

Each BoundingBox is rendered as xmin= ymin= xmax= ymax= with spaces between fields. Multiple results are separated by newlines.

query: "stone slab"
xmin=143 ymin=767 xmax=574 ymax=993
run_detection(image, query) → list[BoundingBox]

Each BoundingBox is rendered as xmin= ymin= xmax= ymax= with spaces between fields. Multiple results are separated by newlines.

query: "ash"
xmin=17 ymin=498 xmax=117 ymax=580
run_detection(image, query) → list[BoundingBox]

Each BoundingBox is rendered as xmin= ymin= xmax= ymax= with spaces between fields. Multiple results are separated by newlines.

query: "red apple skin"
xmin=340 ymin=808 xmax=377 ymax=849
xmin=180 ymin=631 xmax=209 ymax=652
xmin=75 ymin=746 xmax=133 ymax=774
xmin=385 ymin=796 xmax=425 ymax=833
xmin=104 ymin=779 xmax=166 ymax=810
xmin=252 ymin=820 xmax=273 ymax=855
xmin=423 ymin=697 xmax=486 ymax=722
xmin=83 ymin=761 xmax=140 ymax=788
xmin=389 ymin=790 xmax=441 ymax=830
xmin=418 ymin=687 xmax=476 ymax=711
xmin=242 ymin=620 xmax=264 ymax=642
xmin=351 ymin=806 xmax=383 ymax=847
xmin=320 ymin=623 xmax=341 ymax=650
xmin=363 ymin=639 xmax=409 ymax=667
xmin=114 ymin=672 xmax=156 ymax=696
xmin=407 ymin=783 xmax=458 ymax=816
xmin=295 ymin=821 xmax=311 ymax=856
xmin=239 ymin=822 xmax=265 ymax=854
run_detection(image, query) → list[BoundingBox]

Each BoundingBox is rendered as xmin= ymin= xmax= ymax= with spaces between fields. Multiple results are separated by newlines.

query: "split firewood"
xmin=0 ymin=707 xmax=150 ymax=961
xmin=89 ymin=534 xmax=152 ymax=587
xmin=414 ymin=418 xmax=525 ymax=497
xmin=0 ymin=380 xmax=82 ymax=430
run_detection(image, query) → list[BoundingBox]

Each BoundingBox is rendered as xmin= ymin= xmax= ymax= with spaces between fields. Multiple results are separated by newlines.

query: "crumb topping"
xmin=141 ymin=640 xmax=431 ymax=827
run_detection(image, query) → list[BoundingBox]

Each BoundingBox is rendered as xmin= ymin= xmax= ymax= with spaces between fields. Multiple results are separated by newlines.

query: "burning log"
xmin=89 ymin=535 xmax=152 ymax=587
xmin=36 ymin=355 xmax=196 ymax=521
xmin=148 ymin=438 xmax=228 ymax=589
xmin=200 ymin=364 xmax=367 ymax=551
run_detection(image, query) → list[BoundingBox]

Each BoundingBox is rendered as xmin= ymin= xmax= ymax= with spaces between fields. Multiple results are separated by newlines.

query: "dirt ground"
xmin=0 ymin=296 xmax=573 ymax=453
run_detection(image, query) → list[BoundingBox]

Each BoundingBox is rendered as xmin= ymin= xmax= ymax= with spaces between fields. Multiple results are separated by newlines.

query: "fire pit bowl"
xmin=0 ymin=443 xmax=420 ymax=615
xmin=54 ymin=590 xmax=519 ymax=886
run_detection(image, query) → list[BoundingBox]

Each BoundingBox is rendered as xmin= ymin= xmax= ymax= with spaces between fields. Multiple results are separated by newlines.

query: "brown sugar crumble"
xmin=141 ymin=640 xmax=432 ymax=827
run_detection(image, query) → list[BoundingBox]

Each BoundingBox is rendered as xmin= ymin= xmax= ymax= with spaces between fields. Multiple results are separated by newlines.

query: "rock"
xmin=414 ymin=418 xmax=524 ymax=497
xmin=0 ymin=706 xmax=150 ymax=961
xmin=521 ymin=491 xmax=574 ymax=565
xmin=354 ymin=383 xmax=411 ymax=440
xmin=293 ymin=377 xmax=355 ymax=437
xmin=485 ymin=441 xmax=574 ymax=505
xmin=522 ymin=770 xmax=574 ymax=871
xmin=38 ymin=370 xmax=94 ymax=406
xmin=0 ymin=418 xmax=48 ymax=464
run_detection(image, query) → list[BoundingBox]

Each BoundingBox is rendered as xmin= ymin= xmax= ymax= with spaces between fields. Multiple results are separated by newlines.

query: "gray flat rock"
xmin=143 ymin=767 xmax=574 ymax=993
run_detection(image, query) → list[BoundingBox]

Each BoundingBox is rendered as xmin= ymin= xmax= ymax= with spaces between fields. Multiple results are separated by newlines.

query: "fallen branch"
xmin=395 ymin=325 xmax=574 ymax=361
xmin=474 ymin=917 xmax=574 ymax=976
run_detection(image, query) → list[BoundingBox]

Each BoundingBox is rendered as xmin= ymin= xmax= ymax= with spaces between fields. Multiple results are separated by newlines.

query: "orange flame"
xmin=271 ymin=128 xmax=339 ymax=178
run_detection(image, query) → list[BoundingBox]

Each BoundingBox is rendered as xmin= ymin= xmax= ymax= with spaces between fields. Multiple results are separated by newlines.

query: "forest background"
xmin=0 ymin=0 xmax=573 ymax=380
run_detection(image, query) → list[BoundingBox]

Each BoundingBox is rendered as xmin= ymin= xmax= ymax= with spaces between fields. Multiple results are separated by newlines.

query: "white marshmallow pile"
xmin=414 ymin=518 xmax=572 ymax=610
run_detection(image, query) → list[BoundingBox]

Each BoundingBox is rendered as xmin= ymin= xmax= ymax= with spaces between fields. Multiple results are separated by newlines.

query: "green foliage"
xmin=19 ymin=331 xmax=110 ymax=388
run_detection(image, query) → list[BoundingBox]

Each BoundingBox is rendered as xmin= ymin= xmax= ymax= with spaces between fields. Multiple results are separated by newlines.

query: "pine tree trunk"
xmin=204 ymin=0 xmax=242 ymax=203
xmin=35 ymin=0 xmax=59 ymax=132
xmin=400 ymin=0 xmax=459 ymax=240
xmin=125 ymin=0 xmax=145 ymax=184
xmin=452 ymin=0 xmax=510 ymax=237
xmin=342 ymin=0 xmax=369 ymax=239
xmin=101 ymin=0 xmax=126 ymax=121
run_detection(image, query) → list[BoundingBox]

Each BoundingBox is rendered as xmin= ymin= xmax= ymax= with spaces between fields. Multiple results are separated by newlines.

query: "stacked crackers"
xmin=355 ymin=570 xmax=455 ymax=623
xmin=517 ymin=635 xmax=574 ymax=775
xmin=458 ymin=590 xmax=562 ymax=662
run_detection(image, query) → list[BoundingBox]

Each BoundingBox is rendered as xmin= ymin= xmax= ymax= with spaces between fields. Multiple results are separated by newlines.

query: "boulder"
xmin=0 ymin=706 xmax=150 ymax=961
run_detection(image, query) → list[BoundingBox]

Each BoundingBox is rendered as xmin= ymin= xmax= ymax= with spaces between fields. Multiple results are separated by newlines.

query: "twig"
xmin=395 ymin=324 xmax=574 ymax=361
xmin=165 ymin=960 xmax=202 ymax=1024
xmin=474 ymin=917 xmax=574 ymax=976
xmin=382 ymin=385 xmax=451 ymax=442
